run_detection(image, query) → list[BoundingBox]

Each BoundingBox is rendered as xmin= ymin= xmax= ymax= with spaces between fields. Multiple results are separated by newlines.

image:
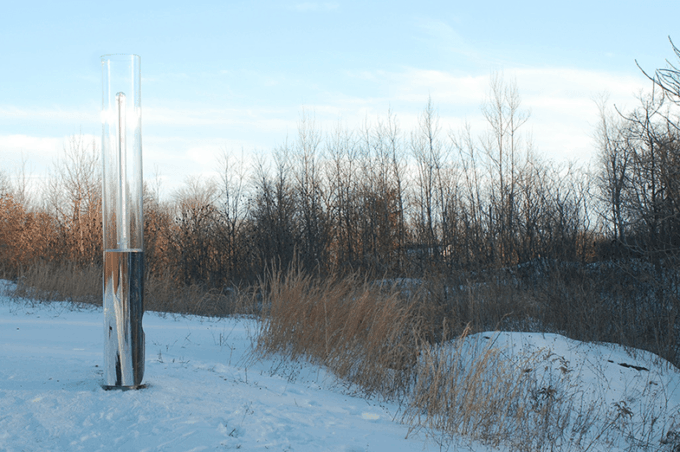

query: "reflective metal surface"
xmin=103 ymin=249 xmax=145 ymax=388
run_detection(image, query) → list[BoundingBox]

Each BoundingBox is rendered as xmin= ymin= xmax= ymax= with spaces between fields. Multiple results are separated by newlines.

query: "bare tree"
xmin=640 ymin=37 xmax=680 ymax=104
xmin=0 ymin=169 xmax=11 ymax=198
xmin=411 ymin=98 xmax=441 ymax=261
xmin=216 ymin=149 xmax=248 ymax=279
xmin=46 ymin=134 xmax=102 ymax=266
xmin=353 ymin=113 xmax=405 ymax=275
xmin=381 ymin=110 xmax=408 ymax=273
xmin=171 ymin=176 xmax=220 ymax=285
xmin=325 ymin=122 xmax=359 ymax=272
xmin=620 ymin=92 xmax=680 ymax=266
xmin=595 ymin=96 xmax=631 ymax=248
xmin=480 ymin=73 xmax=530 ymax=266
xmin=411 ymin=98 xmax=459 ymax=272
xmin=450 ymin=123 xmax=488 ymax=268
xmin=249 ymin=146 xmax=297 ymax=272
xmin=11 ymin=153 xmax=34 ymax=210
xmin=293 ymin=113 xmax=328 ymax=273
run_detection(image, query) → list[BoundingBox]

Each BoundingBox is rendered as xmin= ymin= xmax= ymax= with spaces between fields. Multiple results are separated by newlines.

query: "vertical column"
xmin=101 ymin=54 xmax=145 ymax=389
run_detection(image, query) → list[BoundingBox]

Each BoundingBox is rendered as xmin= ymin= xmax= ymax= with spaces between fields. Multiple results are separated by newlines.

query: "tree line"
xmin=1 ymin=47 xmax=679 ymax=293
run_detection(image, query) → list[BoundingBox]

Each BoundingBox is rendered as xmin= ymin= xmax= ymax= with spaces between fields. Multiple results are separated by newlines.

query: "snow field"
xmin=0 ymin=295 xmax=434 ymax=452
xmin=2 ymin=284 xmax=680 ymax=451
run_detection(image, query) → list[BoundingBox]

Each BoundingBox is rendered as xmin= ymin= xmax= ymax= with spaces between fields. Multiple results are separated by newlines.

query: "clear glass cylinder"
xmin=101 ymin=54 xmax=145 ymax=388
xmin=102 ymin=54 xmax=143 ymax=251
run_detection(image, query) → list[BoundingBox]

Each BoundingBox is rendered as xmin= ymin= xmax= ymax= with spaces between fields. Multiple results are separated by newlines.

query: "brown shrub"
xmin=0 ymin=194 xmax=57 ymax=278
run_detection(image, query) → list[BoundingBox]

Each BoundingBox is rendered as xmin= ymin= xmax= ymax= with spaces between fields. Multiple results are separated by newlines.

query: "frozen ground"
xmin=0 ymin=289 xmax=436 ymax=452
xmin=2 ymin=282 xmax=680 ymax=451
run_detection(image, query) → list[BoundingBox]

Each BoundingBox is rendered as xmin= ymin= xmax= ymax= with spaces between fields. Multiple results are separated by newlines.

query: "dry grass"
xmin=253 ymin=265 xmax=680 ymax=451
xmin=255 ymin=266 xmax=426 ymax=398
xmin=145 ymin=270 xmax=257 ymax=317
xmin=404 ymin=328 xmax=596 ymax=451
xmin=253 ymin=266 xmax=586 ymax=449
xmin=12 ymin=261 xmax=101 ymax=305
xmin=9 ymin=261 xmax=257 ymax=317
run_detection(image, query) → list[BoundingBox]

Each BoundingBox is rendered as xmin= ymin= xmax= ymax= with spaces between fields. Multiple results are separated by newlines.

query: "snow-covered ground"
xmin=0 ymin=289 xmax=436 ymax=452
xmin=2 ymin=282 xmax=680 ymax=451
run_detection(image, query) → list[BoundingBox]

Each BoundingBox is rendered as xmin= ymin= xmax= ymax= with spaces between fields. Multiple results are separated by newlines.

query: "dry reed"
xmin=255 ymin=266 xmax=424 ymax=399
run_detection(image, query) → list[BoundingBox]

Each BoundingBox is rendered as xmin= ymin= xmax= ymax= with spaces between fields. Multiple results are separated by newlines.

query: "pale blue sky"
xmin=1 ymin=1 xmax=678 ymax=196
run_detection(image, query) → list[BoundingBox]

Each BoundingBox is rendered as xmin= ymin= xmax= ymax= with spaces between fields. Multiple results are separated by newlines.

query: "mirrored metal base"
xmin=103 ymin=249 xmax=145 ymax=387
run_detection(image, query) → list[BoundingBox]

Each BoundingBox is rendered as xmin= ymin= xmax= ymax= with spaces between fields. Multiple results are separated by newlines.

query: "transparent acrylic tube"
xmin=101 ymin=54 xmax=145 ymax=388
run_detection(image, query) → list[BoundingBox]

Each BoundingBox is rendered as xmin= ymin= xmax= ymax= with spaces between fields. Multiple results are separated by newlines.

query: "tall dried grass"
xmin=9 ymin=261 xmax=257 ymax=317
xmin=12 ymin=261 xmax=101 ymax=305
xmin=255 ymin=266 xmax=427 ymax=398
xmin=145 ymin=270 xmax=257 ymax=317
